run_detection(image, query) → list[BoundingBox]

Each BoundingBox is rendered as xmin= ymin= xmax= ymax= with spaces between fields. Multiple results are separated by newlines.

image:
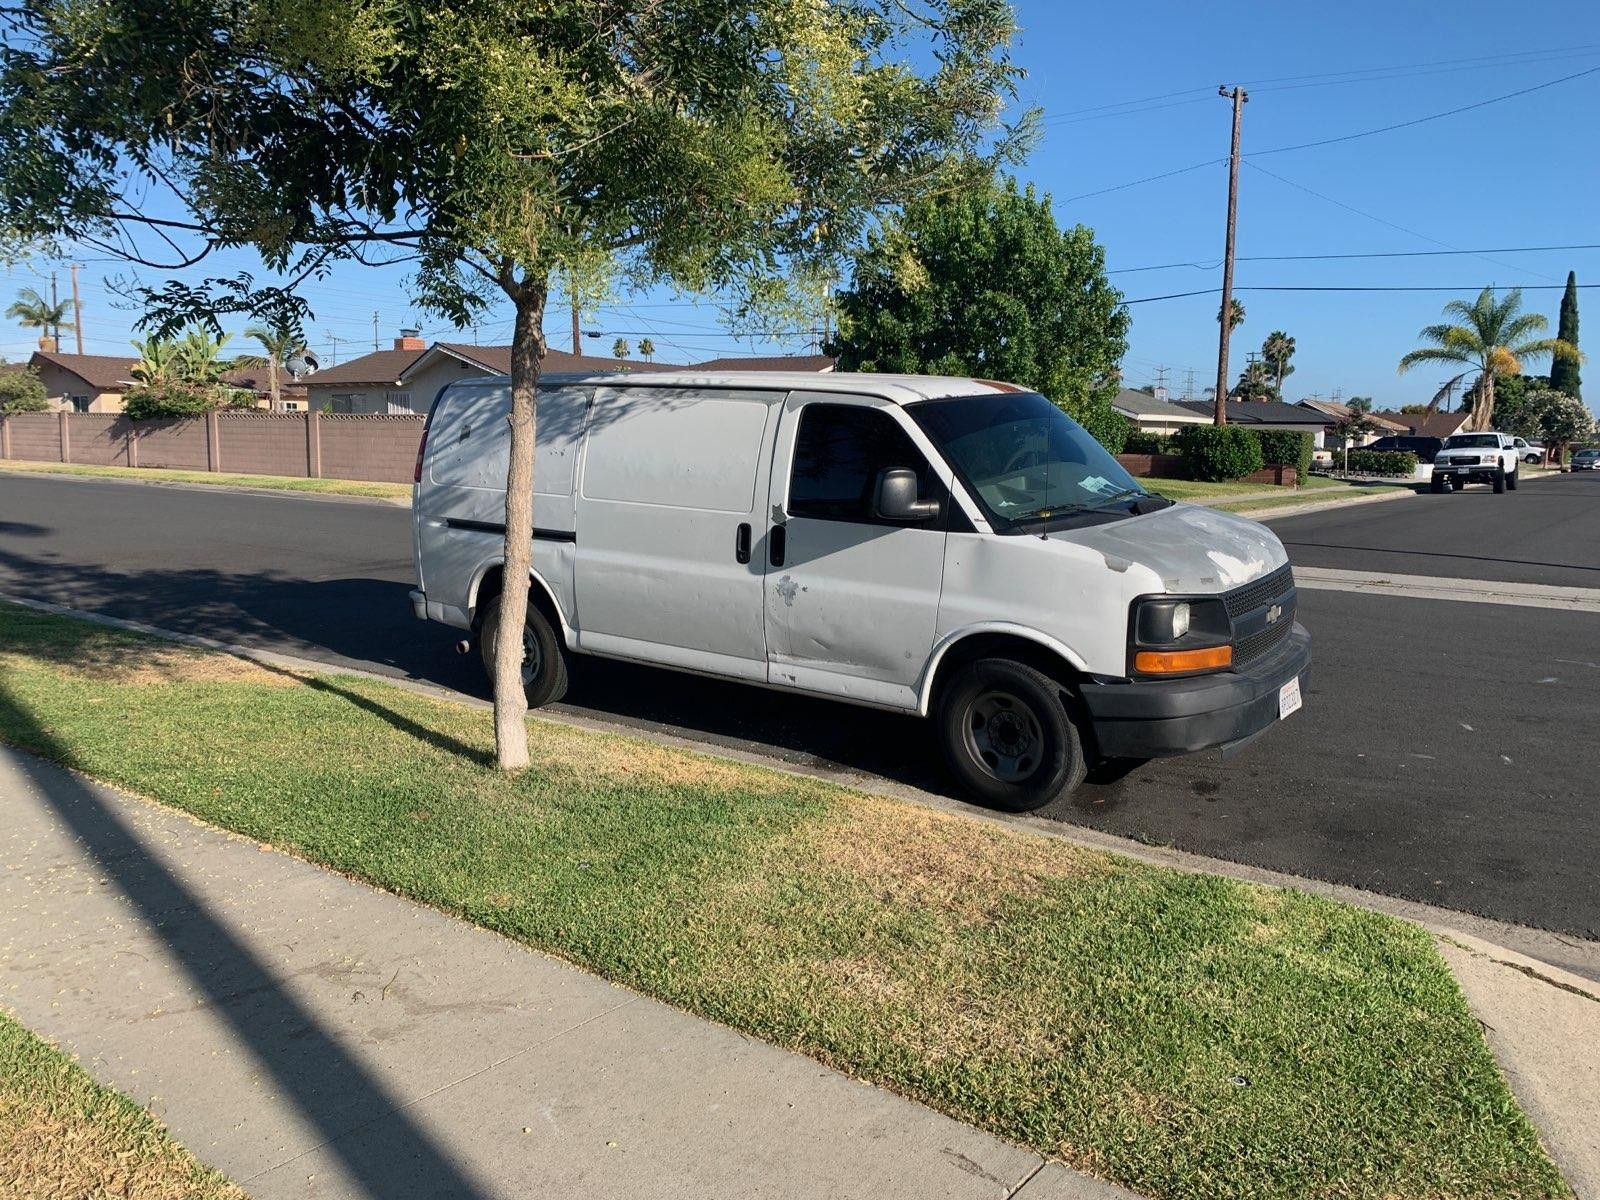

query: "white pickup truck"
xmin=1429 ymin=432 xmax=1521 ymax=493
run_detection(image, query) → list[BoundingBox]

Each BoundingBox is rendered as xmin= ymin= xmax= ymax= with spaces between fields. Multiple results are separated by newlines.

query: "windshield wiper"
xmin=1086 ymin=487 xmax=1146 ymax=508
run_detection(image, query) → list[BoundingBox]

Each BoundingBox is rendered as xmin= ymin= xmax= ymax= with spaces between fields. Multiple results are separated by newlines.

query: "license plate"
xmin=1278 ymin=676 xmax=1303 ymax=720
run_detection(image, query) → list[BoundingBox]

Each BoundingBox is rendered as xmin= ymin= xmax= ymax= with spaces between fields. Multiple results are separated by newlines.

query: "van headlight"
xmin=1130 ymin=596 xmax=1232 ymax=676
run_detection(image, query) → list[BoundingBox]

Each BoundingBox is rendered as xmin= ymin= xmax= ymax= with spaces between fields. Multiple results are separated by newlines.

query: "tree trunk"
xmin=1469 ymin=370 xmax=1496 ymax=432
xmin=493 ymin=287 xmax=545 ymax=770
xmin=268 ymin=357 xmax=280 ymax=412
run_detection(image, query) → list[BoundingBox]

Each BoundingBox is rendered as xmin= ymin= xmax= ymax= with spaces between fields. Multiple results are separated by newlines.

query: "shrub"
xmin=122 ymin=382 xmax=218 ymax=419
xmin=1123 ymin=430 xmax=1173 ymax=455
xmin=1175 ymin=424 xmax=1264 ymax=481
xmin=1252 ymin=429 xmax=1313 ymax=479
xmin=1341 ymin=449 xmax=1417 ymax=477
xmin=0 ymin=363 xmax=48 ymax=412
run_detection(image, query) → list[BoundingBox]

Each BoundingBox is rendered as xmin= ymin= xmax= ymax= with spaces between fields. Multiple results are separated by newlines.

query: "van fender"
xmin=915 ymin=623 xmax=1092 ymax=716
xmin=467 ymin=557 xmax=577 ymax=651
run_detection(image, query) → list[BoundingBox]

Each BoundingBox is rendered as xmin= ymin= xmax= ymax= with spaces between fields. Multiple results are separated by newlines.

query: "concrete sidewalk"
xmin=0 ymin=745 xmax=1130 ymax=1200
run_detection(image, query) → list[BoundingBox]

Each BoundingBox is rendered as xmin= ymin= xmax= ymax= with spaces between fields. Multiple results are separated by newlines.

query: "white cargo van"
xmin=411 ymin=372 xmax=1309 ymax=810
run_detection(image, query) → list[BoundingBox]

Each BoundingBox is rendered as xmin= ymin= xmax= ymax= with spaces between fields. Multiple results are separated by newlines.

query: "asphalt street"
xmin=1 ymin=471 xmax=1597 ymax=940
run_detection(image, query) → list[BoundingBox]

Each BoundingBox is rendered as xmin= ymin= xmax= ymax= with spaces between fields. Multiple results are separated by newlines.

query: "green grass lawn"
xmin=0 ymin=1006 xmax=245 ymax=1200
xmin=0 ymin=458 xmax=410 ymax=500
xmin=0 ymin=605 xmax=1567 ymax=1200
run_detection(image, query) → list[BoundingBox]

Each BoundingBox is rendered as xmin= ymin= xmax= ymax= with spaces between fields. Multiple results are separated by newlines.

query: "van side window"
xmin=789 ymin=404 xmax=933 ymax=522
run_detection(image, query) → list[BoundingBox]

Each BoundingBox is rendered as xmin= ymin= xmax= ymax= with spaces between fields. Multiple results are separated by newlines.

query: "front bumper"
xmin=1080 ymin=623 xmax=1310 ymax=759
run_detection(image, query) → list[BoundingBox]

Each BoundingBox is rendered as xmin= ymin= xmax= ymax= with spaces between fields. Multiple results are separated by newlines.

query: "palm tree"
xmin=1262 ymin=330 xmax=1296 ymax=393
xmin=243 ymin=324 xmax=306 ymax=411
xmin=638 ymin=337 xmax=655 ymax=362
xmin=7 ymin=287 xmax=74 ymax=350
xmin=1398 ymin=287 xmax=1579 ymax=431
xmin=1217 ymin=298 xmax=1244 ymax=331
xmin=611 ymin=337 xmax=630 ymax=360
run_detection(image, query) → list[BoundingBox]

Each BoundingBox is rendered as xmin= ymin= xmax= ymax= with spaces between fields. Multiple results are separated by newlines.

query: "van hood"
xmin=1049 ymin=502 xmax=1288 ymax=594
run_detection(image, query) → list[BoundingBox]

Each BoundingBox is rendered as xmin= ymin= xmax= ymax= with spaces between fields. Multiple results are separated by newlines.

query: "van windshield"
xmin=906 ymin=392 xmax=1147 ymax=528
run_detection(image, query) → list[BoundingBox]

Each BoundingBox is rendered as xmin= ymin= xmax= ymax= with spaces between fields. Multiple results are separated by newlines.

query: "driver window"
xmin=789 ymin=404 xmax=935 ymax=523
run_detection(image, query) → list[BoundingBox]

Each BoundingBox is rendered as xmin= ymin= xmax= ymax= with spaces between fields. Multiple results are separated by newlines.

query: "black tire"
xmin=1430 ymin=476 xmax=1445 ymax=494
xmin=479 ymin=591 xmax=569 ymax=708
xmin=1506 ymin=464 xmax=1519 ymax=490
xmin=936 ymin=658 xmax=1087 ymax=812
xmin=1492 ymin=468 xmax=1506 ymax=494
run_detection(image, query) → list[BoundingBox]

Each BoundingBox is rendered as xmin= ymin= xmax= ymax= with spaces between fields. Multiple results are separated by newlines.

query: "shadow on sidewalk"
xmin=0 ymin=682 xmax=491 ymax=1199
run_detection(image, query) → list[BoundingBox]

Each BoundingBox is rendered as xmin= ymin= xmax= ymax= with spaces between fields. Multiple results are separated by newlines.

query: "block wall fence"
xmin=0 ymin=412 xmax=425 ymax=485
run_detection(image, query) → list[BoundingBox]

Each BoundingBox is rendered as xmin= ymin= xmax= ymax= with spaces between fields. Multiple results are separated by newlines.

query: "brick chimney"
xmin=394 ymin=328 xmax=425 ymax=351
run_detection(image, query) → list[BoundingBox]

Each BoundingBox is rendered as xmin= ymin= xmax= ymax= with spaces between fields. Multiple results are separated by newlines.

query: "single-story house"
xmin=1370 ymin=410 xmax=1472 ymax=439
xmin=1297 ymin=399 xmax=1409 ymax=449
xmin=392 ymin=342 xmax=656 ymax=412
xmin=27 ymin=351 xmax=138 ymax=413
xmin=1172 ymin=399 xmax=1331 ymax=448
xmin=300 ymin=333 xmax=431 ymax=414
xmin=686 ymin=353 xmax=836 ymax=372
xmin=1112 ymin=389 xmax=1211 ymax=434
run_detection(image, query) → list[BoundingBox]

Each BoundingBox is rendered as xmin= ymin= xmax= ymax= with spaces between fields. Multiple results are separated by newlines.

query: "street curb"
xmin=1239 ymin=486 xmax=1416 ymax=522
xmin=4 ymin=590 xmax=1595 ymax=988
xmin=0 ymin=464 xmax=410 ymax=507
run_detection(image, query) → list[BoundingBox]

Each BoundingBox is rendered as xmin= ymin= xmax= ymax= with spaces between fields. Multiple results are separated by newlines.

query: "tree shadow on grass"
xmin=0 ymin=681 xmax=493 ymax=1200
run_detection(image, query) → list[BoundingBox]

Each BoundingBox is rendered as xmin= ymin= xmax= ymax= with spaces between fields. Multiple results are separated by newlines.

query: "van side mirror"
xmin=874 ymin=468 xmax=941 ymax=522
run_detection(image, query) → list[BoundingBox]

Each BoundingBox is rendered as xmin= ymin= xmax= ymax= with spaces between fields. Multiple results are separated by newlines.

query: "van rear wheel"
xmin=479 ymin=593 xmax=569 ymax=708
xmin=936 ymin=658 xmax=1087 ymax=812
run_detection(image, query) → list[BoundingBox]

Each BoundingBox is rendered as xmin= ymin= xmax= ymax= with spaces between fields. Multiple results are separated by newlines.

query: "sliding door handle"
xmin=735 ymin=522 xmax=752 ymax=564
xmin=769 ymin=525 xmax=786 ymax=568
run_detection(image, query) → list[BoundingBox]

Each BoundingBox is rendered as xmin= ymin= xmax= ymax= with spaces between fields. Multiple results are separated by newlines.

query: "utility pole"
xmin=69 ymin=263 xmax=84 ymax=355
xmin=571 ymin=296 xmax=581 ymax=355
xmin=1439 ymin=378 xmax=1459 ymax=412
xmin=372 ymin=311 xmax=380 ymax=352
xmin=1214 ymin=84 xmax=1248 ymax=426
xmin=326 ymin=331 xmax=342 ymax=365
xmin=1153 ymin=364 xmax=1169 ymax=394
xmin=49 ymin=271 xmax=60 ymax=350
xmin=1183 ymin=368 xmax=1197 ymax=402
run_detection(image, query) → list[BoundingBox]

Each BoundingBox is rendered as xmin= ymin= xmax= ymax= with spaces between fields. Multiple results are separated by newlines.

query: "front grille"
xmin=1223 ymin=564 xmax=1294 ymax=619
xmin=1234 ymin=617 xmax=1292 ymax=668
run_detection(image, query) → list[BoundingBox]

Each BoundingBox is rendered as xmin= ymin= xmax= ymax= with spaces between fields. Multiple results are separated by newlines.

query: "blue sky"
xmin=5 ymin=0 xmax=1599 ymax=412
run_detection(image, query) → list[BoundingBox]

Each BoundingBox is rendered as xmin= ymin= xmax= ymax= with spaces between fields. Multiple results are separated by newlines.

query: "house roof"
xmin=220 ymin=366 xmax=308 ymax=397
xmin=28 ymin=351 xmax=138 ymax=392
xmin=1370 ymin=410 xmax=1471 ymax=439
xmin=1298 ymin=399 xmax=1409 ymax=433
xmin=396 ymin=342 xmax=670 ymax=384
xmin=1172 ymin=399 xmax=1328 ymax=426
xmin=687 ymin=353 xmax=835 ymax=372
xmin=303 ymin=347 xmax=426 ymax=388
xmin=1111 ymin=388 xmax=1210 ymax=422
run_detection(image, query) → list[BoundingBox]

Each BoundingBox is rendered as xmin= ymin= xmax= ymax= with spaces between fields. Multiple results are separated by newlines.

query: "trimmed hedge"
xmin=1175 ymin=424 xmax=1265 ymax=481
xmin=1341 ymin=449 xmax=1418 ymax=476
xmin=1123 ymin=430 xmax=1174 ymax=455
xmin=1253 ymin=429 xmax=1314 ymax=480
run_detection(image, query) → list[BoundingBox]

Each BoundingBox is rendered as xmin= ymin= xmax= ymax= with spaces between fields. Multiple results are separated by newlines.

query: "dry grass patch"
xmin=528 ymin=721 xmax=783 ymax=794
xmin=810 ymin=792 xmax=1110 ymax=919
xmin=0 ymin=628 xmax=294 ymax=689
xmin=0 ymin=1009 xmax=245 ymax=1200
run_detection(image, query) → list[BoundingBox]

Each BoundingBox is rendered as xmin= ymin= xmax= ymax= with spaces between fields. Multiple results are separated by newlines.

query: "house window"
xmin=331 ymin=394 xmax=360 ymax=414
xmin=69 ymin=395 xmax=91 ymax=413
xmin=385 ymin=390 xmax=414 ymax=414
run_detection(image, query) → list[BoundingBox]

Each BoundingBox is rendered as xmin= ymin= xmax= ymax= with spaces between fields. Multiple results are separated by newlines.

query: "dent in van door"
xmin=764 ymin=395 xmax=949 ymax=710
xmin=573 ymin=386 xmax=782 ymax=681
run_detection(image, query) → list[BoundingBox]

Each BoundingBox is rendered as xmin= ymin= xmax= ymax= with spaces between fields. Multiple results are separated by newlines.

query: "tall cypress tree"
xmin=1550 ymin=271 xmax=1582 ymax=399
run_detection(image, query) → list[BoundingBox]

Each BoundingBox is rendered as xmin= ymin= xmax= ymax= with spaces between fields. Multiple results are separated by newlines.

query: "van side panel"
xmin=415 ymin=381 xmax=588 ymax=626
xmin=574 ymin=386 xmax=781 ymax=680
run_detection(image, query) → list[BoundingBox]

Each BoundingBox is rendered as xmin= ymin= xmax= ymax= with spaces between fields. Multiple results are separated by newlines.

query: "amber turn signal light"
xmin=1134 ymin=645 xmax=1233 ymax=674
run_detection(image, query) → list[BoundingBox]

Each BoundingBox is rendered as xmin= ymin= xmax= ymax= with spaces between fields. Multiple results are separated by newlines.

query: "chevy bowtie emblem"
xmin=1266 ymin=603 xmax=1283 ymax=626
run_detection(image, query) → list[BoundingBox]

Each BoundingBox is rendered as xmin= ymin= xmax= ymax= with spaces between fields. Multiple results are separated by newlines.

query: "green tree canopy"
xmin=1397 ymin=286 xmax=1579 ymax=431
xmin=1549 ymin=272 xmax=1581 ymax=400
xmin=0 ymin=0 xmax=1027 ymax=768
xmin=829 ymin=176 xmax=1130 ymax=448
xmin=1523 ymin=387 xmax=1595 ymax=457
xmin=0 ymin=360 xmax=48 ymax=411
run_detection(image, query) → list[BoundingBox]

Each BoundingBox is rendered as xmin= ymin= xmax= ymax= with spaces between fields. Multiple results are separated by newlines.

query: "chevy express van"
xmin=411 ymin=372 xmax=1309 ymax=810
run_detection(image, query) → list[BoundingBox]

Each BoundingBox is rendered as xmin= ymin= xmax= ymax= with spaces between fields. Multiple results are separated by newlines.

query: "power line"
xmin=1111 ymin=242 xmax=1600 ymax=274
xmin=1125 ymin=283 xmax=1600 ymax=305
xmin=1251 ymin=63 xmax=1600 ymax=156
xmin=1241 ymin=160 xmax=1559 ymax=283
xmin=1060 ymin=158 xmax=1222 ymax=204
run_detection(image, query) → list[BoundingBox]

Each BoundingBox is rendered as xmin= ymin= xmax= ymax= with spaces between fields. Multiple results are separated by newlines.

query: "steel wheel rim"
xmin=519 ymin=622 xmax=542 ymax=686
xmin=962 ymin=689 xmax=1044 ymax=783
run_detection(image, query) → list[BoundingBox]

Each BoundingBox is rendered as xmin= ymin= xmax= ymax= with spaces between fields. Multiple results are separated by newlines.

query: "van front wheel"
xmin=478 ymin=594 xmax=569 ymax=709
xmin=936 ymin=659 xmax=1087 ymax=812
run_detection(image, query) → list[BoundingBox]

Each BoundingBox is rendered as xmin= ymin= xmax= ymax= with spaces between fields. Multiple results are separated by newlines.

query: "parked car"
xmin=1365 ymin=434 xmax=1444 ymax=463
xmin=1430 ymin=432 xmax=1521 ymax=493
xmin=1571 ymin=448 xmax=1600 ymax=471
xmin=410 ymin=371 xmax=1310 ymax=811
xmin=1512 ymin=436 xmax=1545 ymax=464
